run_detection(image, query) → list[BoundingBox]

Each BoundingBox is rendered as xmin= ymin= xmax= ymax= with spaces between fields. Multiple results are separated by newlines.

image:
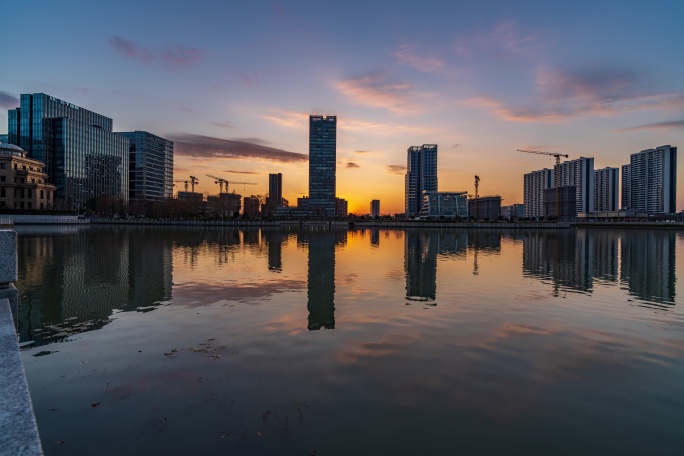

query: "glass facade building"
xmin=309 ymin=115 xmax=337 ymax=217
xmin=117 ymin=131 xmax=174 ymax=201
xmin=405 ymin=144 xmax=438 ymax=217
xmin=7 ymin=93 xmax=129 ymax=208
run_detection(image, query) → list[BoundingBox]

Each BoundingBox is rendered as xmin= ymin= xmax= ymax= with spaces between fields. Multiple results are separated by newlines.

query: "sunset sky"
xmin=2 ymin=0 xmax=684 ymax=214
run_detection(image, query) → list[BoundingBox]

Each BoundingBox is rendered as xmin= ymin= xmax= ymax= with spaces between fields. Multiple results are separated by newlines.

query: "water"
xmin=16 ymin=226 xmax=684 ymax=455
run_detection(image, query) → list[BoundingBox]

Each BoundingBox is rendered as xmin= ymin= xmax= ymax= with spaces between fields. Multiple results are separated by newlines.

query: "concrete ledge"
xmin=0 ymin=230 xmax=17 ymax=284
xmin=0 ymin=298 xmax=43 ymax=456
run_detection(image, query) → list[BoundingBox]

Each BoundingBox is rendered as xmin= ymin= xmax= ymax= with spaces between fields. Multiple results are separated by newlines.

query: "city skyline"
xmin=2 ymin=1 xmax=684 ymax=214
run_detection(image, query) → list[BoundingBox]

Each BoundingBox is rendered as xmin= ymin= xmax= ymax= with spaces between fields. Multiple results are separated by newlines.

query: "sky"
xmin=2 ymin=0 xmax=684 ymax=214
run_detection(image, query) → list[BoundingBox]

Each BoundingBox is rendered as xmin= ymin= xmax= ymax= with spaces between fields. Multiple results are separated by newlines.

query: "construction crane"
xmin=517 ymin=149 xmax=569 ymax=220
xmin=474 ymin=175 xmax=480 ymax=220
xmin=174 ymin=179 xmax=189 ymax=192
xmin=206 ymin=174 xmax=256 ymax=194
xmin=189 ymin=176 xmax=199 ymax=193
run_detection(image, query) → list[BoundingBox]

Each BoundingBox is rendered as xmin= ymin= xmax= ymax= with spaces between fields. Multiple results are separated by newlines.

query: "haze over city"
xmin=2 ymin=0 xmax=683 ymax=214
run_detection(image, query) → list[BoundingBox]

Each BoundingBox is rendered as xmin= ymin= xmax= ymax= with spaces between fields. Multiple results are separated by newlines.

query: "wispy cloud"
xmin=455 ymin=21 xmax=540 ymax=59
xmin=451 ymin=144 xmax=462 ymax=149
xmin=386 ymin=164 xmax=407 ymax=175
xmin=109 ymin=35 xmax=203 ymax=70
xmin=222 ymin=169 xmax=261 ymax=175
xmin=236 ymin=71 xmax=260 ymax=87
xmin=0 ymin=91 xmax=19 ymax=109
xmin=262 ymin=110 xmax=308 ymax=128
xmin=209 ymin=120 xmax=234 ymax=129
xmin=262 ymin=110 xmax=438 ymax=134
xmin=169 ymin=134 xmax=307 ymax=163
xmin=334 ymin=72 xmax=422 ymax=114
xmin=393 ymin=44 xmax=444 ymax=73
xmin=467 ymin=65 xmax=684 ymax=122
xmin=346 ymin=162 xmax=360 ymax=168
xmin=621 ymin=119 xmax=684 ymax=131
xmin=354 ymin=150 xmax=371 ymax=154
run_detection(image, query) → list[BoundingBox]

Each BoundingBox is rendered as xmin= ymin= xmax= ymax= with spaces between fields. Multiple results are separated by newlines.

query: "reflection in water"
xmin=370 ymin=229 xmax=380 ymax=247
xmin=521 ymin=228 xmax=676 ymax=306
xmin=297 ymin=228 xmax=346 ymax=330
xmin=621 ymin=230 xmax=676 ymax=306
xmin=268 ymin=231 xmax=284 ymax=271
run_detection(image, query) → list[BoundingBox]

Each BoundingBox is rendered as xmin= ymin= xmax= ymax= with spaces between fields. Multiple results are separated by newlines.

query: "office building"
xmin=468 ymin=195 xmax=501 ymax=220
xmin=594 ymin=167 xmax=619 ymax=212
xmin=309 ymin=115 xmax=337 ymax=216
xmin=501 ymin=204 xmax=524 ymax=219
xmin=0 ymin=142 xmax=56 ymax=210
xmin=623 ymin=145 xmax=677 ymax=214
xmin=8 ymin=93 xmax=129 ymax=208
xmin=117 ymin=131 xmax=174 ymax=201
xmin=556 ymin=157 xmax=594 ymax=215
xmin=0 ymin=134 xmax=7 ymax=144
xmin=268 ymin=173 xmax=283 ymax=213
xmin=370 ymin=199 xmax=380 ymax=217
xmin=421 ymin=191 xmax=468 ymax=218
xmin=523 ymin=168 xmax=554 ymax=218
xmin=405 ymin=144 xmax=438 ymax=217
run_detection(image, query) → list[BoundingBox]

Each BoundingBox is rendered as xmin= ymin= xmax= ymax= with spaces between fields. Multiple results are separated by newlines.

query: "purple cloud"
xmin=334 ymin=72 xmax=422 ymax=114
xmin=170 ymin=134 xmax=307 ymax=163
xmin=161 ymin=45 xmax=203 ymax=70
xmin=346 ymin=162 xmax=360 ymax=168
xmin=0 ymin=91 xmax=19 ymax=109
xmin=469 ymin=65 xmax=684 ymax=122
xmin=621 ymin=119 xmax=684 ymax=131
xmin=209 ymin=120 xmax=234 ymax=129
xmin=236 ymin=71 xmax=260 ymax=87
xmin=109 ymin=36 xmax=202 ymax=69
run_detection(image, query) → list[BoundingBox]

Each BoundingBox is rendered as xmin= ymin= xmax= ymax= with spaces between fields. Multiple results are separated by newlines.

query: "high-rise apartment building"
xmin=405 ymin=144 xmax=437 ymax=217
xmin=621 ymin=164 xmax=631 ymax=210
xmin=268 ymin=173 xmax=283 ymax=211
xmin=523 ymin=168 xmax=554 ymax=218
xmin=8 ymin=93 xmax=129 ymax=208
xmin=594 ymin=167 xmax=619 ymax=212
xmin=370 ymin=199 xmax=380 ymax=217
xmin=117 ymin=131 xmax=173 ymax=201
xmin=623 ymin=145 xmax=677 ymax=214
xmin=308 ymin=115 xmax=337 ymax=216
xmin=556 ymin=157 xmax=594 ymax=215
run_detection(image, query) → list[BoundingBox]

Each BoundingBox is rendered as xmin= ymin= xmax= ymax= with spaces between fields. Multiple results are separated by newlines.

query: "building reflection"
xmin=267 ymin=231 xmax=284 ymax=271
xmin=16 ymin=226 xmax=173 ymax=345
xmin=297 ymin=228 xmax=346 ymax=330
xmin=620 ymin=230 xmax=676 ymax=305
xmin=404 ymin=230 xmax=469 ymax=302
xmin=522 ymin=230 xmax=592 ymax=294
xmin=521 ymin=229 xmax=675 ymax=305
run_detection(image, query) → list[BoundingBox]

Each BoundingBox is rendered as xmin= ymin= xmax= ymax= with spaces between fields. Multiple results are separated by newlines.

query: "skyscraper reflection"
xmin=267 ymin=231 xmax=284 ymax=271
xmin=298 ymin=228 xmax=346 ymax=330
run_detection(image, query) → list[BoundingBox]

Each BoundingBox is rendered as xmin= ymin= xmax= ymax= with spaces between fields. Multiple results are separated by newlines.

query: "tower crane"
xmin=206 ymin=174 xmax=257 ymax=194
xmin=189 ymin=176 xmax=199 ymax=193
xmin=474 ymin=175 xmax=480 ymax=220
xmin=174 ymin=179 xmax=189 ymax=192
xmin=517 ymin=149 xmax=569 ymax=220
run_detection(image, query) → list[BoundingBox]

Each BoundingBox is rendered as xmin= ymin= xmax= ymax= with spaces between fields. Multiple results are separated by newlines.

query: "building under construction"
xmin=544 ymin=186 xmax=577 ymax=220
xmin=468 ymin=196 xmax=501 ymax=220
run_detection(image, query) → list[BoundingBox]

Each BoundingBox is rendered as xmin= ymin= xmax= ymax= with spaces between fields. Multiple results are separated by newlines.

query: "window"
xmin=0 ymin=188 xmax=4 ymax=197
xmin=0 ymin=163 xmax=5 ymax=169
xmin=0 ymin=176 xmax=4 ymax=182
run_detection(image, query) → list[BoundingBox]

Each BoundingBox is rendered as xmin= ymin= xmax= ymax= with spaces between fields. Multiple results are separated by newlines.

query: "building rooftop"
xmin=0 ymin=143 xmax=26 ymax=157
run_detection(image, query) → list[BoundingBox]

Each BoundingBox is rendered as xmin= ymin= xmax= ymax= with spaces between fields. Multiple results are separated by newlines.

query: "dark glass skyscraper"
xmin=117 ymin=131 xmax=174 ymax=201
xmin=268 ymin=172 xmax=283 ymax=211
xmin=7 ymin=93 xmax=129 ymax=208
xmin=405 ymin=144 xmax=438 ymax=216
xmin=308 ymin=115 xmax=337 ymax=217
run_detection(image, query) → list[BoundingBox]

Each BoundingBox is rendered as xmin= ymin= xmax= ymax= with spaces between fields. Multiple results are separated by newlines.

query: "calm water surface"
xmin=16 ymin=226 xmax=684 ymax=455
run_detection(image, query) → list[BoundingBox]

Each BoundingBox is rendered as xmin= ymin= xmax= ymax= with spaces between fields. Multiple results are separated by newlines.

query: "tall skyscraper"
xmin=8 ymin=93 xmax=129 ymax=208
xmin=405 ymin=144 xmax=438 ymax=217
xmin=623 ymin=145 xmax=677 ymax=214
xmin=268 ymin=173 xmax=283 ymax=211
xmin=308 ymin=115 xmax=337 ymax=217
xmin=556 ymin=157 xmax=594 ymax=215
xmin=117 ymin=131 xmax=174 ymax=201
xmin=594 ymin=167 xmax=619 ymax=212
xmin=523 ymin=168 xmax=554 ymax=218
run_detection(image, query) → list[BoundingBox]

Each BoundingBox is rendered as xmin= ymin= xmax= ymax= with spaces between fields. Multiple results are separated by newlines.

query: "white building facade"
xmin=623 ymin=145 xmax=677 ymax=214
xmin=593 ymin=167 xmax=619 ymax=212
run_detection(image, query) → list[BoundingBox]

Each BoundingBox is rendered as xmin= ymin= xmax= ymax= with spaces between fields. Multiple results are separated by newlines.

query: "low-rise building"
xmin=0 ymin=143 xmax=56 ymax=210
xmin=421 ymin=191 xmax=468 ymax=219
xmin=468 ymin=195 xmax=501 ymax=220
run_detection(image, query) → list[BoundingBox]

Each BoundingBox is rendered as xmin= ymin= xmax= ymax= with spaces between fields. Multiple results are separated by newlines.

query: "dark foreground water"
xmin=16 ymin=226 xmax=684 ymax=455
